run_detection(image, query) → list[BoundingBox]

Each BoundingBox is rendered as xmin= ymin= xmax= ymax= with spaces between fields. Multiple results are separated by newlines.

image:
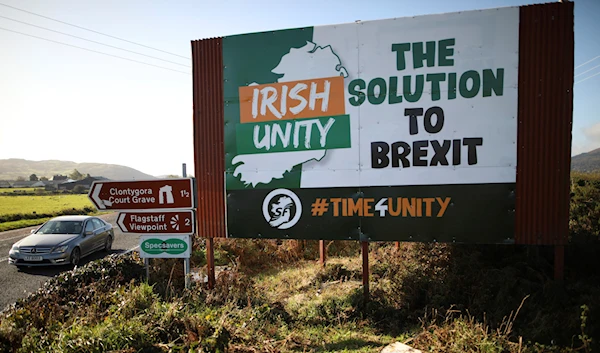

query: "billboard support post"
xmin=207 ymin=238 xmax=215 ymax=289
xmin=319 ymin=240 xmax=326 ymax=267
xmin=554 ymin=245 xmax=565 ymax=281
xmin=362 ymin=241 xmax=369 ymax=304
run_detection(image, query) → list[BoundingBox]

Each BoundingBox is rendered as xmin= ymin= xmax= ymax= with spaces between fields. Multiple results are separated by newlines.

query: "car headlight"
xmin=52 ymin=245 xmax=69 ymax=253
xmin=10 ymin=245 xmax=19 ymax=253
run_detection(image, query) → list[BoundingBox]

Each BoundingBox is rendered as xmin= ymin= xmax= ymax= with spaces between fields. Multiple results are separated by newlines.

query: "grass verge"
xmin=1 ymin=243 xmax=597 ymax=353
xmin=0 ymin=218 xmax=51 ymax=232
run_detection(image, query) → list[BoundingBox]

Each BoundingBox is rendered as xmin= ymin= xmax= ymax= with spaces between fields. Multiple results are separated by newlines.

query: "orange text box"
xmin=239 ymin=76 xmax=346 ymax=123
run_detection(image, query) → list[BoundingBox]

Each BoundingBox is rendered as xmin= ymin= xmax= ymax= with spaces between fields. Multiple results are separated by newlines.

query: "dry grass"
xmin=254 ymin=257 xmax=362 ymax=302
xmin=1 ymin=248 xmax=595 ymax=353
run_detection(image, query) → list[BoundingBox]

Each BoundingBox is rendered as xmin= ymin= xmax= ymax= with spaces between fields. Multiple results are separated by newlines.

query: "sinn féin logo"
xmin=262 ymin=189 xmax=302 ymax=230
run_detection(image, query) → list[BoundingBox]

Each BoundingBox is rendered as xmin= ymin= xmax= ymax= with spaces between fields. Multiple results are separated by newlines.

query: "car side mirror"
xmin=84 ymin=231 xmax=93 ymax=236
xmin=30 ymin=229 xmax=36 ymax=234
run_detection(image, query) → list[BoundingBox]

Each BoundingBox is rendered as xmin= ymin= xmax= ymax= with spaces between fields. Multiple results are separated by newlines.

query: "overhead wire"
xmin=0 ymin=14 xmax=190 ymax=67
xmin=0 ymin=1 xmax=190 ymax=60
xmin=573 ymin=55 xmax=600 ymax=84
xmin=574 ymin=63 xmax=600 ymax=78
xmin=575 ymin=55 xmax=600 ymax=70
xmin=0 ymin=26 xmax=191 ymax=75
xmin=575 ymin=71 xmax=600 ymax=85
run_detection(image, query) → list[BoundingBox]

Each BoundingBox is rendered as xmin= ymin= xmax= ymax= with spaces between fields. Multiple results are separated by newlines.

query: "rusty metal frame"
xmin=515 ymin=1 xmax=574 ymax=245
xmin=191 ymin=38 xmax=226 ymax=239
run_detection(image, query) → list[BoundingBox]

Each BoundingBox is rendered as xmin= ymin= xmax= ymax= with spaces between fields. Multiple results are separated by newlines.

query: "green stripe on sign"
xmin=236 ymin=115 xmax=351 ymax=154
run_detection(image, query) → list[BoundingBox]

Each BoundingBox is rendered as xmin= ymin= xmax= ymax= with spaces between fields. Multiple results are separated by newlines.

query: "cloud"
xmin=572 ymin=122 xmax=600 ymax=156
xmin=583 ymin=122 xmax=600 ymax=142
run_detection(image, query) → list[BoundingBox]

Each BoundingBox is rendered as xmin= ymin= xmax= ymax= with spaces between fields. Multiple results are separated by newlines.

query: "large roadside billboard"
xmin=191 ymin=2 xmax=574 ymax=244
xmin=223 ymin=7 xmax=518 ymax=243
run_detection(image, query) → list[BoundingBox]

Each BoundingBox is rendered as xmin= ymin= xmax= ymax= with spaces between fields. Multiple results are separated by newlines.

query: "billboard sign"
xmin=223 ymin=7 xmax=520 ymax=243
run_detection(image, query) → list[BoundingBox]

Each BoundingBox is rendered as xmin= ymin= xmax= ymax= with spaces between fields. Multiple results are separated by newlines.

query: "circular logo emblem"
xmin=262 ymin=189 xmax=302 ymax=230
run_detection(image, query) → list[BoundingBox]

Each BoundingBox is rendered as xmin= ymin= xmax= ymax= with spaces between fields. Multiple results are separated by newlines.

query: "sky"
xmin=0 ymin=0 xmax=598 ymax=177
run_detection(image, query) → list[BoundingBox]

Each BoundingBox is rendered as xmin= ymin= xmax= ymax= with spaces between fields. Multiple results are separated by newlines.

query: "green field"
xmin=0 ymin=194 xmax=93 ymax=215
xmin=0 ymin=194 xmax=98 ymax=231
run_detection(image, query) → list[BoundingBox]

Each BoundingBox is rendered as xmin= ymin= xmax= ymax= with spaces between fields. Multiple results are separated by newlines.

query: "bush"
xmin=0 ymin=254 xmax=146 ymax=352
xmin=0 ymin=206 xmax=95 ymax=223
xmin=365 ymin=243 xmax=600 ymax=350
xmin=72 ymin=185 xmax=87 ymax=194
xmin=569 ymin=172 xmax=600 ymax=243
xmin=213 ymin=238 xmax=360 ymax=273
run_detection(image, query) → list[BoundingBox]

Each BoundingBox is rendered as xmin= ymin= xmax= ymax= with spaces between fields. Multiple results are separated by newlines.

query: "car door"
xmin=80 ymin=220 xmax=97 ymax=256
xmin=91 ymin=218 xmax=108 ymax=251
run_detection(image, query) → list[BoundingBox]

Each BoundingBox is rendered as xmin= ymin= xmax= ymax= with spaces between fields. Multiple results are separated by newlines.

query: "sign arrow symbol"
xmin=117 ymin=213 xmax=127 ymax=233
xmin=90 ymin=182 xmax=105 ymax=210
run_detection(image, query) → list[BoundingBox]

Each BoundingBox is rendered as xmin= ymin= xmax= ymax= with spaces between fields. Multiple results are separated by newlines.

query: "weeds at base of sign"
xmin=145 ymin=258 xmax=187 ymax=300
xmin=1 ymin=238 xmax=599 ymax=352
xmin=212 ymin=238 xmax=362 ymax=274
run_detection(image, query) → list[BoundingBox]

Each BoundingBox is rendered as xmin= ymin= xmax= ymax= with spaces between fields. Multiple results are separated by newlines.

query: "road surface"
xmin=0 ymin=212 xmax=140 ymax=312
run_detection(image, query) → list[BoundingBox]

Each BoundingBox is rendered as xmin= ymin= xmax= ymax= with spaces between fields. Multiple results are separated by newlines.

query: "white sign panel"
xmin=227 ymin=7 xmax=519 ymax=189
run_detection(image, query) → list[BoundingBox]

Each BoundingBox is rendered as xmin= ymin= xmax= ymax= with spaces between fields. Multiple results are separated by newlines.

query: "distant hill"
xmin=571 ymin=148 xmax=600 ymax=172
xmin=0 ymin=159 xmax=156 ymax=181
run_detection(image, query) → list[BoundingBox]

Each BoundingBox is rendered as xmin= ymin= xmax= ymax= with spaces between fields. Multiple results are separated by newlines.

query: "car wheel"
xmin=70 ymin=247 xmax=81 ymax=266
xmin=104 ymin=236 xmax=113 ymax=252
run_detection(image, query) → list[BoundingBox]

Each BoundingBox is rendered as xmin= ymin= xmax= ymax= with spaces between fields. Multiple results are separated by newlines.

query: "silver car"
xmin=8 ymin=215 xmax=114 ymax=267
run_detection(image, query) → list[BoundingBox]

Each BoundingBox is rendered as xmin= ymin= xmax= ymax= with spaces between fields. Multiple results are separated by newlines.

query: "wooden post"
xmin=319 ymin=240 xmax=326 ymax=267
xmin=207 ymin=237 xmax=215 ymax=289
xmin=361 ymin=241 xmax=369 ymax=304
xmin=554 ymin=245 xmax=564 ymax=281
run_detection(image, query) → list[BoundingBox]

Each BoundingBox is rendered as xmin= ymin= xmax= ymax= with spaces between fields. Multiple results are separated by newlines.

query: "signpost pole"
xmin=184 ymin=234 xmax=191 ymax=289
xmin=145 ymin=258 xmax=150 ymax=281
xmin=183 ymin=164 xmax=191 ymax=290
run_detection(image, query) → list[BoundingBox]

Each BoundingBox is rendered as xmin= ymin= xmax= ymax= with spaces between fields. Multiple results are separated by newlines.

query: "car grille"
xmin=19 ymin=247 xmax=52 ymax=254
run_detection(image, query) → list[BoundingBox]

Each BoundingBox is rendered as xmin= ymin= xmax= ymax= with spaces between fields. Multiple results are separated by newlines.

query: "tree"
xmin=40 ymin=176 xmax=49 ymax=181
xmin=29 ymin=174 xmax=38 ymax=181
xmin=69 ymin=169 xmax=83 ymax=180
xmin=16 ymin=176 xmax=25 ymax=181
xmin=73 ymin=185 xmax=87 ymax=194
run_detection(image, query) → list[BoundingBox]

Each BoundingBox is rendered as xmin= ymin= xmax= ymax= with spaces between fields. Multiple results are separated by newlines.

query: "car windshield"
xmin=37 ymin=220 xmax=83 ymax=235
